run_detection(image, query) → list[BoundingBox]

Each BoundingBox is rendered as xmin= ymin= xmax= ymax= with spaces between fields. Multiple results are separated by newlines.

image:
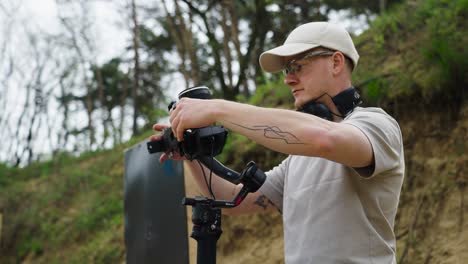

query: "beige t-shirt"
xmin=259 ymin=107 xmax=405 ymax=264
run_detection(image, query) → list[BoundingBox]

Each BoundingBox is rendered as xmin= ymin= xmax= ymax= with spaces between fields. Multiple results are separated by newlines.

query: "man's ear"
xmin=331 ymin=52 xmax=346 ymax=75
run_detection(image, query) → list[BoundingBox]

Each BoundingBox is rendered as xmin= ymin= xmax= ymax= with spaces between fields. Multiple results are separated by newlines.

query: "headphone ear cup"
xmin=332 ymin=87 xmax=362 ymax=117
xmin=298 ymin=101 xmax=333 ymax=121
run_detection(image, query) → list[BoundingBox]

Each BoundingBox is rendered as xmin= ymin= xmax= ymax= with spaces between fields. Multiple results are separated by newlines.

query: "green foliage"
xmin=325 ymin=0 xmax=403 ymax=15
xmin=141 ymin=106 xmax=169 ymax=126
xmin=246 ymin=80 xmax=293 ymax=107
xmin=369 ymin=8 xmax=402 ymax=52
xmin=0 ymin=163 xmax=15 ymax=186
xmin=18 ymin=237 xmax=43 ymax=258
xmin=418 ymin=0 xmax=468 ymax=97
xmin=365 ymin=78 xmax=386 ymax=105
xmin=354 ymin=0 xmax=467 ymax=106
xmin=74 ymin=196 xmax=122 ymax=233
xmin=139 ymin=25 xmax=173 ymax=54
xmin=90 ymin=58 xmax=129 ymax=110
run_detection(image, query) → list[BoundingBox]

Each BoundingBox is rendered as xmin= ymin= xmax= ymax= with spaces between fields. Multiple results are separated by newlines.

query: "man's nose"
xmin=284 ymin=72 xmax=299 ymax=86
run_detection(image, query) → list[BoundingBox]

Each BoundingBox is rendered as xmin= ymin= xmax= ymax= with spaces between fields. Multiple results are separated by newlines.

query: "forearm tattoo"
xmin=254 ymin=194 xmax=276 ymax=210
xmin=231 ymin=122 xmax=305 ymax=145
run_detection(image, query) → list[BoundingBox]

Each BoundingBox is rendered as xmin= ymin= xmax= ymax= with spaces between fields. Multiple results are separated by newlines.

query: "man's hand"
xmin=150 ymin=123 xmax=186 ymax=163
xmin=169 ymin=98 xmax=218 ymax=141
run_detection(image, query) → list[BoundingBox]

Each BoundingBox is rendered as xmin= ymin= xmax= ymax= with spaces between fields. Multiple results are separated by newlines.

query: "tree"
xmin=130 ymin=0 xmax=142 ymax=135
xmin=90 ymin=59 xmax=129 ymax=146
xmin=56 ymin=0 xmax=99 ymax=149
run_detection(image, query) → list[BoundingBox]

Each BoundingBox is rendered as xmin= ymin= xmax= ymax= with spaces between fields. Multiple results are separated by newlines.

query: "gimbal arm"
xmin=196 ymin=156 xmax=241 ymax=184
xmin=195 ymin=156 xmax=266 ymax=207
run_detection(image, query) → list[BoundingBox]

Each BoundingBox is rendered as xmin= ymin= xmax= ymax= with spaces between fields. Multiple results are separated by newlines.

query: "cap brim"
xmin=259 ymin=43 xmax=320 ymax=73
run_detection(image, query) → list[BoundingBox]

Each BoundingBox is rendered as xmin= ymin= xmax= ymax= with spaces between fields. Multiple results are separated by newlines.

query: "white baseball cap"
xmin=259 ymin=22 xmax=359 ymax=72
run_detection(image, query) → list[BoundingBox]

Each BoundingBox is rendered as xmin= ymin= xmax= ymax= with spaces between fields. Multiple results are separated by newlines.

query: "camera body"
xmin=147 ymin=86 xmax=228 ymax=160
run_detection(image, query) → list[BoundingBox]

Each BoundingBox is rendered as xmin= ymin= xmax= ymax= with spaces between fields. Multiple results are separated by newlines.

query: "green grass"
xmin=0 ymin=132 xmax=151 ymax=263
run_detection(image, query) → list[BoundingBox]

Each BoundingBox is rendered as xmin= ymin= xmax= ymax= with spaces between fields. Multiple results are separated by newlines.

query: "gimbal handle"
xmin=196 ymin=157 xmax=266 ymax=207
xmin=197 ymin=157 xmax=266 ymax=191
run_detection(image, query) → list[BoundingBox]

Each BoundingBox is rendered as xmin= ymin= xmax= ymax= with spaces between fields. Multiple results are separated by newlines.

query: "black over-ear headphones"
xmin=297 ymin=87 xmax=362 ymax=121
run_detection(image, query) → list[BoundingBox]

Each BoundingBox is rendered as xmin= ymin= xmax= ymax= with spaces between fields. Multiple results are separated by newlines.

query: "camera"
xmin=147 ymin=86 xmax=228 ymax=160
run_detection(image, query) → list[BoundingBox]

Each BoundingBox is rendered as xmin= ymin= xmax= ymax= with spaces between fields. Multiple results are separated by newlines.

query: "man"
xmin=152 ymin=22 xmax=404 ymax=263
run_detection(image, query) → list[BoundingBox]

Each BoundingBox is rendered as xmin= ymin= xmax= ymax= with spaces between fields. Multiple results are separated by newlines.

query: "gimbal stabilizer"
xmin=148 ymin=143 xmax=266 ymax=264
xmin=146 ymin=86 xmax=266 ymax=264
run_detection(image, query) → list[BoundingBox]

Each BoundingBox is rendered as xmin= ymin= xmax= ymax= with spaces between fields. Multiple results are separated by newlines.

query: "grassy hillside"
xmin=1 ymin=0 xmax=467 ymax=263
xmin=0 ymin=135 xmax=152 ymax=263
xmin=354 ymin=0 xmax=467 ymax=106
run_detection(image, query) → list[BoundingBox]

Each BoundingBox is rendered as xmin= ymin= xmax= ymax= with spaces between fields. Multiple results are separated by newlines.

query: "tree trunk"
xmin=94 ymin=68 xmax=108 ymax=147
xmin=131 ymin=0 xmax=141 ymax=135
xmin=186 ymin=11 xmax=200 ymax=85
xmin=119 ymin=73 xmax=129 ymax=144
xmin=380 ymin=0 xmax=386 ymax=13
xmin=85 ymin=82 xmax=95 ymax=147
xmin=224 ymin=0 xmax=249 ymax=96
xmin=220 ymin=4 xmax=234 ymax=90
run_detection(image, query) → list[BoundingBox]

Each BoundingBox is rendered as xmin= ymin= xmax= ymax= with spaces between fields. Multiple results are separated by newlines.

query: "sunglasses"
xmin=284 ymin=50 xmax=335 ymax=75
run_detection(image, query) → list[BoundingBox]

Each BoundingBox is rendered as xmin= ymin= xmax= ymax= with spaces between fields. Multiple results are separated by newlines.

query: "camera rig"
xmin=146 ymin=86 xmax=266 ymax=264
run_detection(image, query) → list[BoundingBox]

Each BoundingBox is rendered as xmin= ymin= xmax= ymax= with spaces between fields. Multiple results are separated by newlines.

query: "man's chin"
xmin=294 ymin=100 xmax=304 ymax=110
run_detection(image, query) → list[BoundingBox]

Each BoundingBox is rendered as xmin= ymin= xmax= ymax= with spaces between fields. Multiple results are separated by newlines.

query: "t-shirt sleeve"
xmin=343 ymin=110 xmax=403 ymax=178
xmin=258 ymin=157 xmax=290 ymax=212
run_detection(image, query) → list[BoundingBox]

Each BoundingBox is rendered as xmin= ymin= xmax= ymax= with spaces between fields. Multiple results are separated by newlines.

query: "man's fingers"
xmin=153 ymin=123 xmax=168 ymax=131
xmin=170 ymin=115 xmax=181 ymax=141
xmin=159 ymin=152 xmax=185 ymax=162
xmin=176 ymin=126 xmax=184 ymax=142
xmin=159 ymin=153 xmax=168 ymax=163
xmin=149 ymin=134 xmax=161 ymax=141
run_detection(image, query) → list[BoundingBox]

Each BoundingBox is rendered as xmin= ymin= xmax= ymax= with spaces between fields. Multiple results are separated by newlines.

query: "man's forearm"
xmin=213 ymin=99 xmax=332 ymax=156
xmin=211 ymin=99 xmax=373 ymax=168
